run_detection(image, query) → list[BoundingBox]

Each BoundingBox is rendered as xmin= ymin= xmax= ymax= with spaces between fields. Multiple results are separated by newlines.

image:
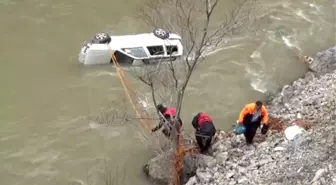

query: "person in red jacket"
xmin=151 ymin=104 xmax=183 ymax=138
xmin=192 ymin=112 xmax=216 ymax=153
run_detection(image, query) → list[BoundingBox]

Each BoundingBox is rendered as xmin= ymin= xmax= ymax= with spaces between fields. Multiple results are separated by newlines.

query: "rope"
xmin=109 ymin=49 xmax=149 ymax=128
xmin=108 ymin=49 xmax=197 ymax=185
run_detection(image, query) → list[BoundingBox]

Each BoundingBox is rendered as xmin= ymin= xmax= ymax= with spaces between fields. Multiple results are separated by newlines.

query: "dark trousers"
xmin=195 ymin=122 xmax=216 ymax=153
xmin=196 ymin=134 xmax=212 ymax=153
xmin=242 ymin=114 xmax=263 ymax=144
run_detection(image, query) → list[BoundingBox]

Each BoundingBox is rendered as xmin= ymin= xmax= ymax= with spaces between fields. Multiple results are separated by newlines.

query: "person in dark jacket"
xmin=237 ymin=100 xmax=269 ymax=144
xmin=151 ymin=104 xmax=183 ymax=138
xmin=192 ymin=112 xmax=216 ymax=153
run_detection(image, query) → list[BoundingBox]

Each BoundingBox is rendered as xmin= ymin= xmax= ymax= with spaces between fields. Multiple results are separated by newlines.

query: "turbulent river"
xmin=0 ymin=0 xmax=335 ymax=184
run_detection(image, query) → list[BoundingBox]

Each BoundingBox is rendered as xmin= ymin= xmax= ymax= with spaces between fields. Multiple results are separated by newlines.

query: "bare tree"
xmin=136 ymin=0 xmax=260 ymax=119
xmin=129 ymin=0 xmax=261 ymax=184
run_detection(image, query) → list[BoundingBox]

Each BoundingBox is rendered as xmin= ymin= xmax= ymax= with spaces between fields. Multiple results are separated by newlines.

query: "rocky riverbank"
xmin=144 ymin=46 xmax=336 ymax=185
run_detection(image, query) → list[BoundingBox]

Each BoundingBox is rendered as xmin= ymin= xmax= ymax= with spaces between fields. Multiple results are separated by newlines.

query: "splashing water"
xmin=244 ymin=65 xmax=268 ymax=93
xmin=282 ymin=36 xmax=295 ymax=47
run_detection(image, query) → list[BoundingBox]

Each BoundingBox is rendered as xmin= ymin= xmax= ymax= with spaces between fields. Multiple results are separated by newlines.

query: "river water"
xmin=0 ymin=0 xmax=335 ymax=185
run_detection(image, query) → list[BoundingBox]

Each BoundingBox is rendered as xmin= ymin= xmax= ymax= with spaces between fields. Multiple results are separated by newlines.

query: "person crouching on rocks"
xmin=191 ymin=112 xmax=216 ymax=154
xmin=237 ymin=100 xmax=269 ymax=144
xmin=151 ymin=104 xmax=183 ymax=138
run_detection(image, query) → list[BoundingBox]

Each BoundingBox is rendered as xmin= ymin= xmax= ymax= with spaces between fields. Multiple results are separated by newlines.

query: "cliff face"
xmin=145 ymin=46 xmax=336 ymax=185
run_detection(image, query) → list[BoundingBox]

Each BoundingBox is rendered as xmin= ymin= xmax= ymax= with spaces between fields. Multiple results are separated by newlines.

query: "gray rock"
xmin=213 ymin=171 xmax=220 ymax=179
xmin=311 ymin=169 xmax=326 ymax=182
xmin=237 ymin=176 xmax=248 ymax=184
xmin=143 ymin=150 xmax=173 ymax=184
xmin=185 ymin=176 xmax=197 ymax=185
xmin=310 ymin=46 xmax=336 ymax=75
xmin=216 ymin=152 xmax=229 ymax=165
xmin=196 ymin=169 xmax=213 ymax=184
xmin=198 ymin=154 xmax=217 ymax=168
xmin=273 ymin=146 xmax=285 ymax=151
xmin=228 ymin=180 xmax=237 ymax=185
xmin=225 ymin=171 xmax=235 ymax=179
xmin=144 ymin=149 xmax=198 ymax=185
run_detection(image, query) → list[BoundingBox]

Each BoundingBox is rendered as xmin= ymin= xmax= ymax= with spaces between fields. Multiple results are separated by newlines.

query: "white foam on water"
xmin=250 ymin=78 xmax=268 ymax=93
xmin=137 ymin=96 xmax=150 ymax=109
xmin=295 ymin=9 xmax=314 ymax=23
xmin=237 ymin=1 xmax=319 ymax=94
xmin=134 ymin=91 xmax=156 ymax=115
xmin=95 ymin=71 xmax=118 ymax=77
xmin=302 ymin=2 xmax=320 ymax=10
xmin=227 ymin=60 xmax=245 ymax=67
xmin=245 ymin=45 xmax=268 ymax=93
xmin=88 ymin=122 xmax=103 ymax=129
xmin=245 ymin=66 xmax=268 ymax=93
xmin=269 ymin=15 xmax=282 ymax=20
xmin=202 ymin=43 xmax=245 ymax=57
xmin=245 ymin=40 xmax=270 ymax=93
xmin=85 ymin=71 xmax=118 ymax=77
xmin=250 ymin=30 xmax=300 ymax=94
xmin=282 ymin=36 xmax=294 ymax=47
xmin=250 ymin=8 xmax=308 ymax=93
xmin=185 ymin=38 xmax=246 ymax=61
xmin=250 ymin=50 xmax=261 ymax=59
xmin=69 ymin=179 xmax=87 ymax=185
xmin=281 ymin=35 xmax=302 ymax=53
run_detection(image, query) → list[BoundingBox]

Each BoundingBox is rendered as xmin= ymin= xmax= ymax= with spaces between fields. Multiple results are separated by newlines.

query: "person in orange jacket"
xmin=237 ymin=100 xmax=269 ymax=144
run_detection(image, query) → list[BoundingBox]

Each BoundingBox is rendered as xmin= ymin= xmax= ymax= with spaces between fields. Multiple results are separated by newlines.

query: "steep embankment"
xmin=144 ymin=46 xmax=336 ymax=185
xmin=186 ymin=47 xmax=336 ymax=185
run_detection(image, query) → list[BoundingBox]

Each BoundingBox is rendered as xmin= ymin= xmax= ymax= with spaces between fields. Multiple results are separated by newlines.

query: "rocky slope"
xmin=186 ymin=123 xmax=335 ymax=185
xmin=144 ymin=46 xmax=336 ymax=185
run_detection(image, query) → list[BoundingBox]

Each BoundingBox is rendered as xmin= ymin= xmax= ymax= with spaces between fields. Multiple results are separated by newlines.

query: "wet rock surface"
xmin=145 ymin=46 xmax=336 ymax=185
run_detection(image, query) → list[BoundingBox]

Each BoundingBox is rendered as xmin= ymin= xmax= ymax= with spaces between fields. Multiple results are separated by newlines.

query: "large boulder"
xmin=143 ymin=146 xmax=221 ymax=184
xmin=143 ymin=137 xmax=200 ymax=185
xmin=143 ymin=149 xmax=174 ymax=185
xmin=144 ymin=149 xmax=208 ymax=184
xmin=309 ymin=46 xmax=336 ymax=75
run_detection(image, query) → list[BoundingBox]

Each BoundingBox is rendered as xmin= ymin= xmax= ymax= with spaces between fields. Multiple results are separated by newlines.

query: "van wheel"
xmin=153 ymin=29 xmax=169 ymax=39
xmin=93 ymin=32 xmax=111 ymax=44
